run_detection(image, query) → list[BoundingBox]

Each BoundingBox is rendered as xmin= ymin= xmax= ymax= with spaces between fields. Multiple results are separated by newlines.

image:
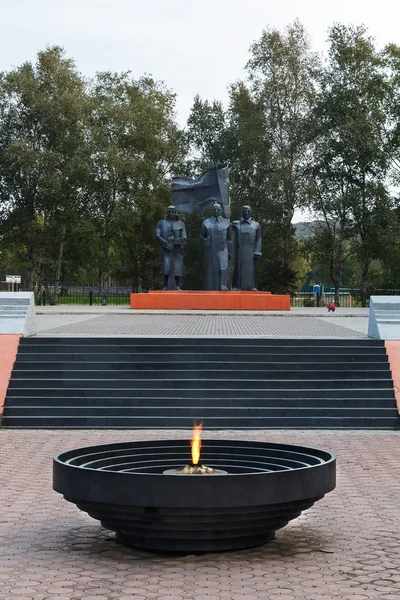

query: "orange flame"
xmin=190 ymin=421 xmax=203 ymax=465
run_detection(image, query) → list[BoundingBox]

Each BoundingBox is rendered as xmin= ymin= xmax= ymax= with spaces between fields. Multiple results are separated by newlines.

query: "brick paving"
xmin=36 ymin=313 xmax=367 ymax=337
xmin=1 ymin=429 xmax=399 ymax=600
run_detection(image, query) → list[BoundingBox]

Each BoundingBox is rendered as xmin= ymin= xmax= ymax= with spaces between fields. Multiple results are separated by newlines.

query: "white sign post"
xmin=6 ymin=275 xmax=21 ymax=291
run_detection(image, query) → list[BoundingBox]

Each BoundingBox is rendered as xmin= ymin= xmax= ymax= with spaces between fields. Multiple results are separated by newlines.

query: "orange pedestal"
xmin=130 ymin=291 xmax=290 ymax=311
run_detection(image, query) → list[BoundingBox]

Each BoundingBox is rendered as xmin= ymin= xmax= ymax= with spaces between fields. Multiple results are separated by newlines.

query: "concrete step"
xmin=4 ymin=396 xmax=394 ymax=408
xmin=19 ymin=337 xmax=381 ymax=346
xmin=0 ymin=299 xmax=30 ymax=305
xmin=7 ymin=378 xmax=394 ymax=389
xmin=11 ymin=360 xmax=391 ymax=371
xmin=6 ymin=388 xmax=395 ymax=399
xmin=10 ymin=369 xmax=391 ymax=380
xmin=14 ymin=349 xmax=389 ymax=362
xmin=3 ymin=415 xmax=399 ymax=429
xmin=5 ymin=406 xmax=397 ymax=418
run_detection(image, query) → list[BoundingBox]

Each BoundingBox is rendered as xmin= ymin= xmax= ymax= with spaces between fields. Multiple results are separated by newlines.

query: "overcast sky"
xmin=2 ymin=0 xmax=399 ymax=123
xmin=1 ymin=0 xmax=399 ymax=221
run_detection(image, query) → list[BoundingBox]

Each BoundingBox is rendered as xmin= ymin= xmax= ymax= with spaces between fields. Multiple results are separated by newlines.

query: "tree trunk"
xmin=329 ymin=258 xmax=341 ymax=308
xmin=101 ymin=245 xmax=110 ymax=306
xmin=44 ymin=282 xmax=52 ymax=306
xmin=282 ymin=219 xmax=293 ymax=294
xmin=360 ymin=263 xmax=369 ymax=308
xmin=334 ymin=284 xmax=340 ymax=307
xmin=27 ymin=244 xmax=35 ymax=292
xmin=52 ymin=223 xmax=66 ymax=305
xmin=35 ymin=260 xmax=44 ymax=306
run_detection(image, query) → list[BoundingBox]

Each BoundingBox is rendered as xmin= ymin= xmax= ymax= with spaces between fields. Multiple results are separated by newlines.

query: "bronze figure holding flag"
xmin=155 ymin=163 xmax=234 ymax=291
xmin=200 ymin=203 xmax=233 ymax=291
xmin=171 ymin=164 xmax=230 ymax=219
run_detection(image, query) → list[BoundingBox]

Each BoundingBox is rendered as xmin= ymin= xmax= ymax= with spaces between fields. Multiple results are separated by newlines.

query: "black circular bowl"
xmin=53 ymin=439 xmax=336 ymax=553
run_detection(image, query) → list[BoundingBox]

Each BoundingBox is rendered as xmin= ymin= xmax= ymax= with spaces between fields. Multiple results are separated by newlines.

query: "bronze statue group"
xmin=156 ymin=203 xmax=262 ymax=292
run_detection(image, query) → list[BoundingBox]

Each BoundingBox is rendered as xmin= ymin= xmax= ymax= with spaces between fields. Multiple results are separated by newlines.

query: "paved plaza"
xmin=34 ymin=306 xmax=369 ymax=337
xmin=1 ymin=429 xmax=399 ymax=600
xmin=2 ymin=306 xmax=399 ymax=600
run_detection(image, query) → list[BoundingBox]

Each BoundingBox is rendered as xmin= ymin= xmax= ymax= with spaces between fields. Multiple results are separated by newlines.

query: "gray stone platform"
xmin=34 ymin=306 xmax=369 ymax=338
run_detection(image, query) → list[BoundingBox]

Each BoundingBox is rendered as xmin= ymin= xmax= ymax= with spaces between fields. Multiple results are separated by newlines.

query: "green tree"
xmin=0 ymin=47 xmax=89 ymax=301
xmin=233 ymin=20 xmax=318 ymax=292
xmin=383 ymin=43 xmax=400 ymax=186
xmin=306 ymin=148 xmax=356 ymax=304
xmin=85 ymin=72 xmax=182 ymax=301
xmin=308 ymin=25 xmax=397 ymax=306
xmin=185 ymin=96 xmax=235 ymax=172
xmin=185 ymin=21 xmax=318 ymax=293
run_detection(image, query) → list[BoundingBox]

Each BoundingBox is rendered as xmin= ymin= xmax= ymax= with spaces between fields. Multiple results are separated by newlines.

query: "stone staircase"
xmin=1 ymin=337 xmax=399 ymax=429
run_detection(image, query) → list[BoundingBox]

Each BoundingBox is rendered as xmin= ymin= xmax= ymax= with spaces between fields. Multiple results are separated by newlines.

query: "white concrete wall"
xmin=368 ymin=296 xmax=400 ymax=340
xmin=0 ymin=292 xmax=37 ymax=337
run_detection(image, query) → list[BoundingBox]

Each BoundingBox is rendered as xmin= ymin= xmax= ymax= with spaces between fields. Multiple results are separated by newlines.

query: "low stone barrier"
xmin=0 ymin=292 xmax=37 ymax=337
xmin=368 ymin=296 xmax=400 ymax=340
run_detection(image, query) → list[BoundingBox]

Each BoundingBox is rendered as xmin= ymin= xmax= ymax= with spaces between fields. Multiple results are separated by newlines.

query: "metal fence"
xmin=12 ymin=290 xmax=357 ymax=307
xmin=291 ymin=289 xmax=400 ymax=308
xmin=2 ymin=281 xmax=400 ymax=307
xmin=0 ymin=282 xmax=133 ymax=305
xmin=291 ymin=292 xmax=353 ymax=308
xmin=37 ymin=290 xmax=131 ymax=306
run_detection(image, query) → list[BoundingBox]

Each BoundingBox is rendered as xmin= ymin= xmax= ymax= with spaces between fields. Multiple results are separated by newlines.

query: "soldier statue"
xmin=156 ymin=206 xmax=187 ymax=290
xmin=232 ymin=205 xmax=262 ymax=291
xmin=200 ymin=203 xmax=232 ymax=291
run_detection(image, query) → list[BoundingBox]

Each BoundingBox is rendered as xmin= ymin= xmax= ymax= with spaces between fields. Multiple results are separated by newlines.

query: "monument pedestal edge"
xmin=130 ymin=291 xmax=290 ymax=311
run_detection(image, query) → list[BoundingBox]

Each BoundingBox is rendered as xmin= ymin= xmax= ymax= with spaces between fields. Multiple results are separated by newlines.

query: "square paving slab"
xmin=0 ymin=429 xmax=399 ymax=600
